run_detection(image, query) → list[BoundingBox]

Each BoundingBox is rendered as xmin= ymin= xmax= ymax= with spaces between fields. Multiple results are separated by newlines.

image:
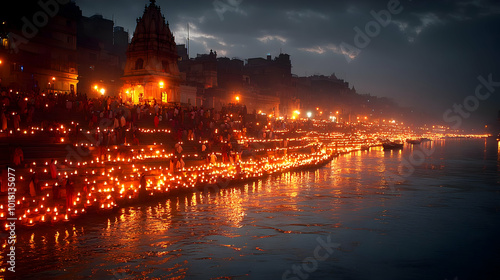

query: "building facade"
xmin=0 ymin=2 xmax=80 ymax=94
xmin=121 ymin=0 xmax=181 ymax=104
xmin=77 ymin=14 xmax=128 ymax=97
xmin=178 ymin=50 xmax=218 ymax=91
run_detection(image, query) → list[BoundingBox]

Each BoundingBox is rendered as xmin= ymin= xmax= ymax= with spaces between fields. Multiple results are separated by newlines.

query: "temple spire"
xmin=122 ymin=0 xmax=181 ymax=104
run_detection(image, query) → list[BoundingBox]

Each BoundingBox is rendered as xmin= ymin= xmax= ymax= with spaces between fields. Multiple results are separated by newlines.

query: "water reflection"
xmin=8 ymin=139 xmax=499 ymax=279
xmin=12 ymin=162 xmax=366 ymax=278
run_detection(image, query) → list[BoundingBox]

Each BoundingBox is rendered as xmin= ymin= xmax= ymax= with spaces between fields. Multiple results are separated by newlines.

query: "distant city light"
xmin=307 ymin=112 xmax=312 ymax=118
xmin=100 ymin=88 xmax=106 ymax=95
xmin=235 ymin=96 xmax=240 ymax=102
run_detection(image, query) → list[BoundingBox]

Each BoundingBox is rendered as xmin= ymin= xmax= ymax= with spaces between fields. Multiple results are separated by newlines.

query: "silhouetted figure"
xmin=49 ymin=159 xmax=57 ymax=179
xmin=66 ymin=179 xmax=75 ymax=209
xmin=139 ymin=173 xmax=147 ymax=199
xmin=12 ymin=146 xmax=24 ymax=166
xmin=29 ymin=174 xmax=38 ymax=197
xmin=154 ymin=114 xmax=159 ymax=128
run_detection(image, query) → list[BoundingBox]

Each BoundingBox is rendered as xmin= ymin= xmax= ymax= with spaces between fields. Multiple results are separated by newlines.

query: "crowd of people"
xmin=1 ymin=88 xmax=314 ymax=177
xmin=0 ymin=88 xmax=326 ymax=226
xmin=1 ymin=89 xmax=318 ymax=160
xmin=0 ymin=88 xmax=308 ymax=139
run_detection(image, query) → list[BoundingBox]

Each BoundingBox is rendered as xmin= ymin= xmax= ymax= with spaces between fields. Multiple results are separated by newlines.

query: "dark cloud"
xmin=74 ymin=0 xmax=500 ymax=128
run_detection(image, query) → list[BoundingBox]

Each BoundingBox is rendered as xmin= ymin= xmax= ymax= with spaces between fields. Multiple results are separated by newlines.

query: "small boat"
xmin=406 ymin=138 xmax=422 ymax=144
xmin=360 ymin=145 xmax=370 ymax=151
xmin=383 ymin=140 xmax=404 ymax=150
xmin=420 ymin=138 xmax=432 ymax=142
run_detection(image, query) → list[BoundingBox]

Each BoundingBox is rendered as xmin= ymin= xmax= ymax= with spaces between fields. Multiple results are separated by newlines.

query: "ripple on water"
xmin=10 ymin=139 xmax=500 ymax=280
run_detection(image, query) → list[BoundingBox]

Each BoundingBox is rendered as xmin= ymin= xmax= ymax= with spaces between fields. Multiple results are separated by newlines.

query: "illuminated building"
xmin=0 ymin=2 xmax=80 ymax=94
xmin=121 ymin=0 xmax=181 ymax=104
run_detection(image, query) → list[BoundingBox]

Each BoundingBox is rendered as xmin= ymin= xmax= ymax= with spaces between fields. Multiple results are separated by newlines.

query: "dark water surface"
xmin=7 ymin=138 xmax=500 ymax=279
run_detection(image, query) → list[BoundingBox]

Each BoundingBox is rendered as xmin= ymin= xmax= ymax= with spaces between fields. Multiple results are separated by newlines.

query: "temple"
xmin=121 ymin=0 xmax=181 ymax=104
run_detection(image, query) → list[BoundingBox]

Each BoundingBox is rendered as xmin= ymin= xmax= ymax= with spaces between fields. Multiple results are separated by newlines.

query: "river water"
xmin=6 ymin=138 xmax=500 ymax=280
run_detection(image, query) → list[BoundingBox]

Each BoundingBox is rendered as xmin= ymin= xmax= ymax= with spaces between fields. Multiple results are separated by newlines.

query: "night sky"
xmin=75 ymin=0 xmax=500 ymax=129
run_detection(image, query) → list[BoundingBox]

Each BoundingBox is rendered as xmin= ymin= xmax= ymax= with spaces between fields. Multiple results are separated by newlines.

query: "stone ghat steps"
xmin=0 ymin=143 xmax=76 ymax=166
xmin=1 ymin=153 xmax=335 ymax=230
xmin=116 ymin=157 xmax=335 ymax=208
xmin=0 ymin=139 xmax=206 ymax=167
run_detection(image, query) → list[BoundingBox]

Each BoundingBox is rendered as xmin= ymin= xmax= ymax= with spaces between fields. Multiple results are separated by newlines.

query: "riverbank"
xmin=1 ymin=140 xmax=338 ymax=229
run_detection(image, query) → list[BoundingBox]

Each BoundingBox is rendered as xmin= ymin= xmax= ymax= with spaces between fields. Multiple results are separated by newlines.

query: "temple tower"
xmin=121 ymin=0 xmax=181 ymax=104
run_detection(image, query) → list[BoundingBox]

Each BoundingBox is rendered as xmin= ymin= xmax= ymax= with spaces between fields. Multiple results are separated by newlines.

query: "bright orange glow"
xmin=94 ymin=85 xmax=98 ymax=90
xmin=159 ymin=81 xmax=164 ymax=89
xmin=235 ymin=96 xmax=240 ymax=101
xmin=52 ymin=77 xmax=56 ymax=81
xmin=100 ymin=88 xmax=106 ymax=95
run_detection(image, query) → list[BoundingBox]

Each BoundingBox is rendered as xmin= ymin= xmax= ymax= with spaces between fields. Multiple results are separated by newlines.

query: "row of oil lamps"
xmin=1 ymin=142 xmax=334 ymax=229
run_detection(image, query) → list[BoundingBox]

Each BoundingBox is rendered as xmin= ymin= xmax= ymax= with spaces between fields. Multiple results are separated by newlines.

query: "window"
xmin=135 ymin=58 xmax=144 ymax=70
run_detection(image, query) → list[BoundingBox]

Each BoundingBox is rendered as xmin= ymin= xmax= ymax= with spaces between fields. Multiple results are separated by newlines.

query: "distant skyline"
xmin=75 ymin=0 xmax=500 ymax=129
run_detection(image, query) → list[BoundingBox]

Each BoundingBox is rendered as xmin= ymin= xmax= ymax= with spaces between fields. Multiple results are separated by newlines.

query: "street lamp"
xmin=235 ymin=96 xmax=240 ymax=102
xmin=100 ymin=88 xmax=105 ymax=95
xmin=159 ymin=81 xmax=164 ymax=89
